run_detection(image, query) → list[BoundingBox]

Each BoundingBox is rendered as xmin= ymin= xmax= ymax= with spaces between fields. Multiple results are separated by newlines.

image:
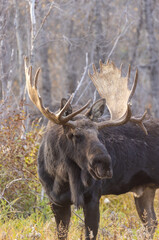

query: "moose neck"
xmin=99 ymin=120 xmax=159 ymax=195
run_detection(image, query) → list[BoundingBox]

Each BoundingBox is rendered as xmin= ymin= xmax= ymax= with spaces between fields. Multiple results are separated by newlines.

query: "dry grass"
xmin=0 ymin=192 xmax=159 ymax=240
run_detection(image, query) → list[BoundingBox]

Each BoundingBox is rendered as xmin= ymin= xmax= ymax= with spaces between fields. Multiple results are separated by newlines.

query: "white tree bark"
xmin=28 ymin=0 xmax=36 ymax=65
xmin=13 ymin=0 xmax=25 ymax=98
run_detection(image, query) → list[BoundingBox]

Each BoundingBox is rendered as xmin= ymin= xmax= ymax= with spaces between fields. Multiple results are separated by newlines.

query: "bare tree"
xmin=0 ymin=1 xmax=10 ymax=99
xmin=37 ymin=2 xmax=52 ymax=107
xmin=13 ymin=0 xmax=25 ymax=98
xmin=0 ymin=0 xmax=159 ymax=120
xmin=144 ymin=0 xmax=159 ymax=117
xmin=66 ymin=19 xmax=78 ymax=94
xmin=93 ymin=0 xmax=107 ymax=67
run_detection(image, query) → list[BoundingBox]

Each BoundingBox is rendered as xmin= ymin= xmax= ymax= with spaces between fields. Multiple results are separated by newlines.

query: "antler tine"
xmin=130 ymin=110 xmax=148 ymax=135
xmin=34 ymin=67 xmax=41 ymax=89
xmin=28 ymin=66 xmax=32 ymax=85
xmin=129 ymin=69 xmax=138 ymax=101
xmin=111 ymin=61 xmax=115 ymax=68
xmin=62 ymin=99 xmax=91 ymax=123
xmin=106 ymin=59 xmax=110 ymax=64
xmin=99 ymin=59 xmax=103 ymax=72
xmin=56 ymin=95 xmax=91 ymax=123
xmin=24 ymin=57 xmax=90 ymax=126
xmin=58 ymin=94 xmax=73 ymax=119
xmin=127 ymin=64 xmax=131 ymax=80
xmin=93 ymin=63 xmax=97 ymax=74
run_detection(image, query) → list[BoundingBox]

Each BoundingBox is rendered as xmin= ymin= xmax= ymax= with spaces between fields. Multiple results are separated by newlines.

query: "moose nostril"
xmin=106 ymin=169 xmax=113 ymax=178
xmin=96 ymin=165 xmax=113 ymax=179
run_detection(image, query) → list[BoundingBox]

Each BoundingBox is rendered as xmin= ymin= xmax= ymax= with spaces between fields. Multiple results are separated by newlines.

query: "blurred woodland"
xmin=0 ymin=0 xmax=159 ymax=235
xmin=1 ymin=0 xmax=159 ymax=118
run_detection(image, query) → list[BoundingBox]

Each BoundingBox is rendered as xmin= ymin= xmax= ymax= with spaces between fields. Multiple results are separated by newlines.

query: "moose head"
xmin=24 ymin=58 xmax=147 ymax=184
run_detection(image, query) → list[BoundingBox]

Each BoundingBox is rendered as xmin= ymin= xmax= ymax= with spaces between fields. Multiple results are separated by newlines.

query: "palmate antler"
xmin=89 ymin=60 xmax=147 ymax=134
xmin=24 ymin=57 xmax=90 ymax=127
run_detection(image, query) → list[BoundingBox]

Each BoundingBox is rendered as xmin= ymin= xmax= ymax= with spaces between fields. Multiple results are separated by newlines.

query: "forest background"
xmin=0 ymin=0 xmax=159 ymax=239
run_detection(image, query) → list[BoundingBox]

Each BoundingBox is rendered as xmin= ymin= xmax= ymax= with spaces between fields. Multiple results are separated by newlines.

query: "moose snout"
xmin=95 ymin=161 xmax=113 ymax=179
xmin=88 ymin=154 xmax=113 ymax=180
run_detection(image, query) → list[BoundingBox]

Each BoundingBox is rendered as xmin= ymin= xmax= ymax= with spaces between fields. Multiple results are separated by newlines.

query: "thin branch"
xmin=72 ymin=210 xmax=84 ymax=222
xmin=107 ymin=1 xmax=134 ymax=60
xmin=0 ymin=178 xmax=24 ymax=198
xmin=107 ymin=20 xmax=134 ymax=60
xmin=73 ymin=53 xmax=89 ymax=104
xmin=76 ymin=81 xmax=91 ymax=104
xmin=33 ymin=1 xmax=55 ymax=43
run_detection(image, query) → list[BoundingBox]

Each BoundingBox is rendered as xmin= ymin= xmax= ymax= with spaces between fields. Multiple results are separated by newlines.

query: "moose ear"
xmin=60 ymin=98 xmax=72 ymax=116
xmin=86 ymin=99 xmax=106 ymax=120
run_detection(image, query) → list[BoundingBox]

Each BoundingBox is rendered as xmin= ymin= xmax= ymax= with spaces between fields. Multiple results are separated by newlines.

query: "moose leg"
xmin=134 ymin=187 xmax=157 ymax=239
xmin=83 ymin=198 xmax=100 ymax=240
xmin=51 ymin=203 xmax=71 ymax=240
xmin=52 ymin=175 xmax=72 ymax=205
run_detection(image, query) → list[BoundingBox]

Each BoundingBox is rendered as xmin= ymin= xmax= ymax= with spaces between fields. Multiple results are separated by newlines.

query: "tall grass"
xmin=0 ymin=193 xmax=159 ymax=239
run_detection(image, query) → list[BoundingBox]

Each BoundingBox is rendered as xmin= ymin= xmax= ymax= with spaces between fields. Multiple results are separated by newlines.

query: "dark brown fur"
xmin=38 ymin=100 xmax=159 ymax=240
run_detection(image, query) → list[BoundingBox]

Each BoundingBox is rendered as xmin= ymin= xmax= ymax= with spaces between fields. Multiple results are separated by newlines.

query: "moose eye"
xmin=68 ymin=133 xmax=74 ymax=139
xmin=74 ymin=134 xmax=84 ymax=143
xmin=68 ymin=132 xmax=84 ymax=143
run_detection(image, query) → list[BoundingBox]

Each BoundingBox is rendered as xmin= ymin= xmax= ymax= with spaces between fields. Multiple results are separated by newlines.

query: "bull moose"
xmin=25 ymin=57 xmax=159 ymax=240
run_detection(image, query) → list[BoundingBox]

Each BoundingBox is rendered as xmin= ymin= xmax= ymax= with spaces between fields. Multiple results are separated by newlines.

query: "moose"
xmin=25 ymin=58 xmax=159 ymax=240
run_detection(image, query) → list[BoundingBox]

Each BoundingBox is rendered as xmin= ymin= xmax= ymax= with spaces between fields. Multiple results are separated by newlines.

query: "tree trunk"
xmin=130 ymin=2 xmax=143 ymax=66
xmin=91 ymin=0 xmax=107 ymax=102
xmin=13 ymin=0 xmax=25 ymax=99
xmin=0 ymin=0 xmax=9 ymax=99
xmin=144 ymin=0 xmax=159 ymax=117
xmin=93 ymin=0 xmax=106 ymax=67
xmin=36 ymin=1 xmax=52 ymax=107
xmin=66 ymin=20 xmax=77 ymax=94
xmin=40 ymin=30 xmax=52 ymax=107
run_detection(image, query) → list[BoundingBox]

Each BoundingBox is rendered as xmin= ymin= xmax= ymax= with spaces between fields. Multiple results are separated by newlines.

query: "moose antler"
xmin=89 ymin=60 xmax=147 ymax=134
xmin=24 ymin=57 xmax=90 ymax=126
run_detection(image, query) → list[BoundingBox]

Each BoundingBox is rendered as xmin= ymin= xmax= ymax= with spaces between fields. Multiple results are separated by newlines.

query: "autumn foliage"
xmin=0 ymin=99 xmax=43 ymax=214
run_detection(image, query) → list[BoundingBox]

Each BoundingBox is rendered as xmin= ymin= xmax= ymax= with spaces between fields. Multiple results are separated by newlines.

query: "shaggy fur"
xmin=38 ymin=101 xmax=159 ymax=240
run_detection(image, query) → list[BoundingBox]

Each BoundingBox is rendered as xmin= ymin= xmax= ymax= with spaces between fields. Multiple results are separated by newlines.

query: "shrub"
xmin=0 ymin=99 xmax=44 ymax=216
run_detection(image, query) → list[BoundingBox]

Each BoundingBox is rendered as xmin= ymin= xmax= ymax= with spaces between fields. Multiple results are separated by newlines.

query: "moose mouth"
xmin=89 ymin=165 xmax=113 ymax=180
